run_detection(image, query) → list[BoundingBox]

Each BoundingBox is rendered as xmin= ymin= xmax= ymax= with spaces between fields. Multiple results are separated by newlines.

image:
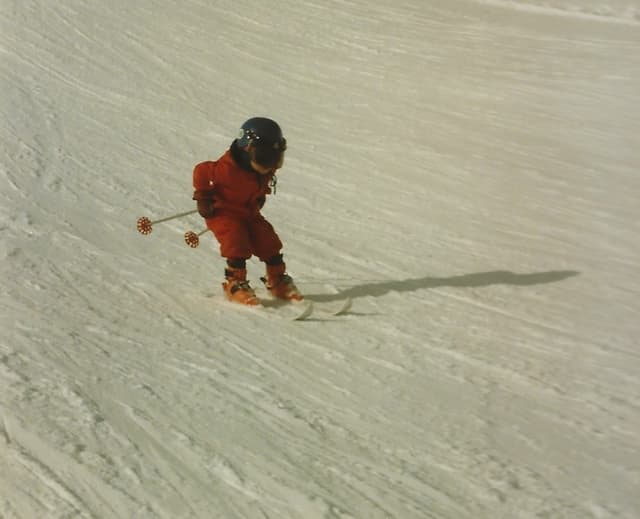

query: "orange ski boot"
xmin=222 ymin=268 xmax=260 ymax=306
xmin=262 ymin=263 xmax=304 ymax=301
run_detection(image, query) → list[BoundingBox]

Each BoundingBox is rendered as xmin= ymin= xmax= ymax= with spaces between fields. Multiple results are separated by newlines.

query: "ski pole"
xmin=184 ymin=228 xmax=209 ymax=248
xmin=136 ymin=209 xmax=198 ymax=235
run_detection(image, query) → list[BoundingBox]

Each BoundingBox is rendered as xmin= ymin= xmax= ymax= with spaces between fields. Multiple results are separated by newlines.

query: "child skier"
xmin=192 ymin=117 xmax=302 ymax=306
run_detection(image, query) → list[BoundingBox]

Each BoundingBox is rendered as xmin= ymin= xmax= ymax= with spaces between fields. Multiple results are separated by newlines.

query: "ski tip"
xmin=333 ymin=297 xmax=353 ymax=315
xmin=292 ymin=301 xmax=314 ymax=320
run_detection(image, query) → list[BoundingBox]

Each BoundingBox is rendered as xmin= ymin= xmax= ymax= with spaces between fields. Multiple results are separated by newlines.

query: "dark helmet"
xmin=236 ymin=117 xmax=285 ymax=148
xmin=235 ymin=117 xmax=287 ymax=169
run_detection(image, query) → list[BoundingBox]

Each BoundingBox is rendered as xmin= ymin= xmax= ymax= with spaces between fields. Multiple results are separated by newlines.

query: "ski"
xmin=289 ymin=298 xmax=352 ymax=321
xmin=207 ymin=292 xmax=351 ymax=320
xmin=315 ymin=297 xmax=352 ymax=316
xmin=290 ymin=301 xmax=314 ymax=320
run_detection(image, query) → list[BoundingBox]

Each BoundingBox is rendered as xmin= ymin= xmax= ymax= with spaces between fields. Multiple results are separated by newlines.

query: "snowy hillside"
xmin=1 ymin=1 xmax=639 ymax=518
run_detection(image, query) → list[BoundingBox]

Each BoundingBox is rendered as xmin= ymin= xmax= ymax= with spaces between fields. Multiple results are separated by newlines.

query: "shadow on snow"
xmin=306 ymin=270 xmax=580 ymax=303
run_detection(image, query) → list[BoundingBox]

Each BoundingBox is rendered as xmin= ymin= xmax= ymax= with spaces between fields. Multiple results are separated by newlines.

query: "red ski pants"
xmin=206 ymin=213 xmax=282 ymax=261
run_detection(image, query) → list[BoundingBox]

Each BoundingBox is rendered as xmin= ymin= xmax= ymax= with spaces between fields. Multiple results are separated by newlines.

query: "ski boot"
xmin=222 ymin=268 xmax=260 ymax=306
xmin=262 ymin=263 xmax=303 ymax=301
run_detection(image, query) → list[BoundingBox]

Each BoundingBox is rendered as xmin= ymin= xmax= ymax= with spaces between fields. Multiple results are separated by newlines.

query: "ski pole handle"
xmin=136 ymin=209 xmax=199 ymax=235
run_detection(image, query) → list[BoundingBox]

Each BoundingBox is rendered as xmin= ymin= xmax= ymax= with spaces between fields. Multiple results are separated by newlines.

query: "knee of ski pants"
xmin=250 ymin=215 xmax=283 ymax=261
xmin=207 ymin=215 xmax=282 ymax=261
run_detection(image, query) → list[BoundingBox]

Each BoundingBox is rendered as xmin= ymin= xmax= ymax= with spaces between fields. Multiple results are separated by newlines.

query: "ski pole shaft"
xmin=149 ymin=209 xmax=198 ymax=225
xmin=136 ymin=209 xmax=198 ymax=235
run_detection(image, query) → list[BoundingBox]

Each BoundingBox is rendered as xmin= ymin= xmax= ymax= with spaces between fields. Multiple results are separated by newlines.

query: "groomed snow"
xmin=1 ymin=1 xmax=639 ymax=518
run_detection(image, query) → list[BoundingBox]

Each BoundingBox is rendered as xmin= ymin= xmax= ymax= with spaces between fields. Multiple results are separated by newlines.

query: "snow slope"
xmin=1 ymin=1 xmax=639 ymax=518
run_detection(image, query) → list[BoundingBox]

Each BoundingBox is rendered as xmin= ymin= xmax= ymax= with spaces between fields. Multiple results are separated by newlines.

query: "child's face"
xmin=251 ymin=160 xmax=276 ymax=175
xmin=247 ymin=144 xmax=285 ymax=175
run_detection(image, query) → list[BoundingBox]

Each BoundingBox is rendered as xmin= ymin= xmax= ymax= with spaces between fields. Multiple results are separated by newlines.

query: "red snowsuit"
xmin=192 ymin=149 xmax=282 ymax=261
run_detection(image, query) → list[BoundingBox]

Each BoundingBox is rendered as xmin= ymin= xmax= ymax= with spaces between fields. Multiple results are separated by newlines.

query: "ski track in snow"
xmin=2 ymin=1 xmax=640 ymax=518
xmin=470 ymin=0 xmax=640 ymax=25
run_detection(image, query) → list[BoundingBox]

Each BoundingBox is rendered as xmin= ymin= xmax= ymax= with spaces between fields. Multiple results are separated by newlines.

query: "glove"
xmin=193 ymin=189 xmax=216 ymax=218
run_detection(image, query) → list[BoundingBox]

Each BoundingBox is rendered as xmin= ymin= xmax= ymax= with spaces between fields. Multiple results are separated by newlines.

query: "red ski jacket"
xmin=192 ymin=149 xmax=275 ymax=219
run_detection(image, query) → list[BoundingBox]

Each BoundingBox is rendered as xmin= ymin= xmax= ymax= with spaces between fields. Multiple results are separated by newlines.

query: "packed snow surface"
xmin=1 ymin=1 xmax=639 ymax=518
